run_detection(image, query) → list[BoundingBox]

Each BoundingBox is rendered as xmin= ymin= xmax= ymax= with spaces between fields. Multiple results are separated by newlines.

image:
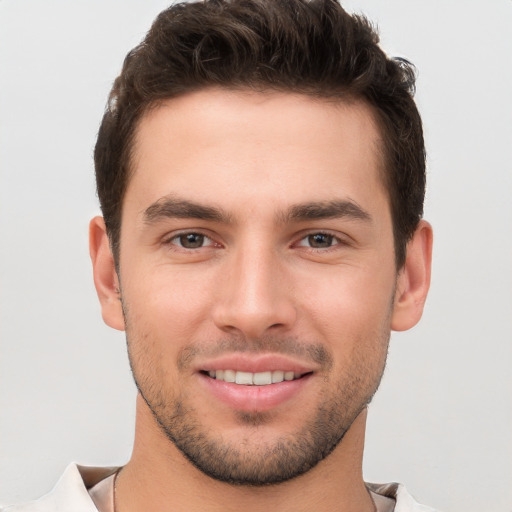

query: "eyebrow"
xmin=143 ymin=196 xmax=371 ymax=225
xmin=143 ymin=196 xmax=232 ymax=224
xmin=283 ymin=200 xmax=372 ymax=223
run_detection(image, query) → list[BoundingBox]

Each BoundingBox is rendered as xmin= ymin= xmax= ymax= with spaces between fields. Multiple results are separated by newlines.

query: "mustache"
xmin=177 ymin=336 xmax=333 ymax=370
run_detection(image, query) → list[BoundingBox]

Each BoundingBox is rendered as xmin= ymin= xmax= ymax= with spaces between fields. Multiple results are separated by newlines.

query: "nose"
xmin=212 ymin=247 xmax=297 ymax=339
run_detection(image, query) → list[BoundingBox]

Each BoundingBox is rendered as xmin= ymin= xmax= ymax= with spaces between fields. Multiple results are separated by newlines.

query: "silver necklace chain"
xmin=112 ymin=467 xmax=122 ymax=512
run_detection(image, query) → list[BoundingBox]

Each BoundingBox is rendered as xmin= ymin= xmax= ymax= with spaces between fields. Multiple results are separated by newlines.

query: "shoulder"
xmin=367 ymin=482 xmax=440 ymax=512
xmin=1 ymin=464 xmax=118 ymax=512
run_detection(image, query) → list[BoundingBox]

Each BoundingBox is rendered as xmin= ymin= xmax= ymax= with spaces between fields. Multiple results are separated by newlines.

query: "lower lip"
xmin=199 ymin=373 xmax=312 ymax=412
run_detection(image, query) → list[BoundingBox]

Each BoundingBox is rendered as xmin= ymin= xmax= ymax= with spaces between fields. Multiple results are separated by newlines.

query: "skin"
xmin=90 ymin=89 xmax=432 ymax=512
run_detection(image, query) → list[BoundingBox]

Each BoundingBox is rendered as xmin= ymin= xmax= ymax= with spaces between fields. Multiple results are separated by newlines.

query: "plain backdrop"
xmin=1 ymin=1 xmax=511 ymax=511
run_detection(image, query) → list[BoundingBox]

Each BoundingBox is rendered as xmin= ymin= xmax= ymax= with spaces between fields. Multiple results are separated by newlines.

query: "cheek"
xmin=298 ymin=264 xmax=395 ymax=334
xmin=295 ymin=267 xmax=394 ymax=384
xmin=122 ymin=266 xmax=216 ymax=340
xmin=131 ymin=265 xmax=211 ymax=312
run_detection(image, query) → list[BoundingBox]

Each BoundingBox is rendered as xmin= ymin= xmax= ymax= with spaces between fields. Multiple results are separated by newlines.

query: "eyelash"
xmin=294 ymin=231 xmax=345 ymax=251
xmin=164 ymin=231 xmax=219 ymax=250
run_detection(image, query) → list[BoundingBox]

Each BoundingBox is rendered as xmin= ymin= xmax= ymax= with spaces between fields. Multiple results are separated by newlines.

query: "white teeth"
xmin=253 ymin=371 xmax=272 ymax=386
xmin=271 ymin=370 xmax=284 ymax=383
xmin=208 ymin=369 xmax=302 ymax=385
xmin=235 ymin=371 xmax=253 ymax=385
xmin=223 ymin=369 xmax=236 ymax=383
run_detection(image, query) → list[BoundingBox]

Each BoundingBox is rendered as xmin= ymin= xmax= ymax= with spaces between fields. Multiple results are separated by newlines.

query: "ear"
xmin=89 ymin=216 xmax=125 ymax=331
xmin=391 ymin=220 xmax=433 ymax=331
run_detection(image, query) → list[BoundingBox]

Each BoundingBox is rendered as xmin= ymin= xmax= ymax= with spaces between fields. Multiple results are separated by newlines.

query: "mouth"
xmin=198 ymin=366 xmax=314 ymax=412
xmin=202 ymin=369 xmax=311 ymax=385
xmin=195 ymin=354 xmax=317 ymax=411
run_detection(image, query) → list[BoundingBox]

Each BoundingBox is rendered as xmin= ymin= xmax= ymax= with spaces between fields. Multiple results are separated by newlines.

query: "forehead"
xmin=126 ymin=89 xmax=387 ymax=217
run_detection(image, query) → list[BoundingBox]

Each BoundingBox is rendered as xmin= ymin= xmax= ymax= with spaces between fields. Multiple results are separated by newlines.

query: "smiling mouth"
xmin=203 ymin=369 xmax=311 ymax=385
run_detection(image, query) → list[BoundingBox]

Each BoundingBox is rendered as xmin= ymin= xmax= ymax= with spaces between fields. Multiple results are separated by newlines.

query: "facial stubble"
xmin=123 ymin=316 xmax=391 ymax=487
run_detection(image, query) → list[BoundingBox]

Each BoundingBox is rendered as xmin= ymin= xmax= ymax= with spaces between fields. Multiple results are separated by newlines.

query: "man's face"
xmin=116 ymin=90 xmax=399 ymax=484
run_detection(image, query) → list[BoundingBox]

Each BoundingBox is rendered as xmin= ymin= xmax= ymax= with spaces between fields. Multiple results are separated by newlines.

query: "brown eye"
xmin=176 ymin=233 xmax=206 ymax=248
xmin=307 ymin=233 xmax=334 ymax=248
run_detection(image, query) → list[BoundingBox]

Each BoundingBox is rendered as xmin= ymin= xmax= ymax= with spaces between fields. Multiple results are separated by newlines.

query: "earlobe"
xmin=391 ymin=220 xmax=433 ymax=332
xmin=89 ymin=216 xmax=125 ymax=331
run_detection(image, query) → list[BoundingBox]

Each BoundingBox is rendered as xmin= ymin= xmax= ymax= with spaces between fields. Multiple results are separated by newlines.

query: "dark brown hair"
xmin=94 ymin=0 xmax=425 ymax=268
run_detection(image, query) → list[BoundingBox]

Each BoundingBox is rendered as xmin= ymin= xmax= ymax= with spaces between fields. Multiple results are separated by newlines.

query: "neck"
xmin=116 ymin=395 xmax=374 ymax=512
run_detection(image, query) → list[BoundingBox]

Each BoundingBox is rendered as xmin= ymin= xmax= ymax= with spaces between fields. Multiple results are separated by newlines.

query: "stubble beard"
xmin=125 ymin=329 xmax=390 ymax=487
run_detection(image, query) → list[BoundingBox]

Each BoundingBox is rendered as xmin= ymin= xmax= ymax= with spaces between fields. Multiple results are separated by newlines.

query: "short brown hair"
xmin=94 ymin=0 xmax=425 ymax=268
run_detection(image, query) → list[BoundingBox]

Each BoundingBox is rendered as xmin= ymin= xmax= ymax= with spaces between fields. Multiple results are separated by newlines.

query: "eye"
xmin=297 ymin=232 xmax=339 ymax=249
xmin=169 ymin=232 xmax=214 ymax=249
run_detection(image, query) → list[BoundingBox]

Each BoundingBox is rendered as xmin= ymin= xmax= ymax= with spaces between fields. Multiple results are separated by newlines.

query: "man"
xmin=4 ymin=0 xmax=434 ymax=510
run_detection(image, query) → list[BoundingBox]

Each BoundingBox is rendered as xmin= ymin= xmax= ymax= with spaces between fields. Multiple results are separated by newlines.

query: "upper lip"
xmin=194 ymin=353 xmax=317 ymax=375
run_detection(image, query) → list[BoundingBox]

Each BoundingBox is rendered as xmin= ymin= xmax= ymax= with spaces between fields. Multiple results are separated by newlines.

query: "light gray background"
xmin=1 ymin=1 xmax=511 ymax=511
